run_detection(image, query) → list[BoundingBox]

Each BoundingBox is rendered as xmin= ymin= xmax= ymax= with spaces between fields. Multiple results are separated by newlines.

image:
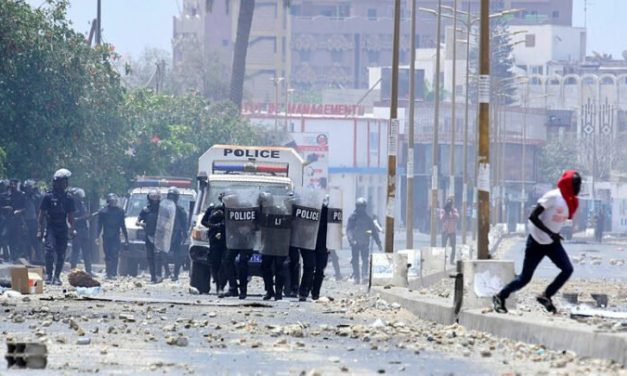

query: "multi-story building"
xmin=173 ymin=0 xmax=574 ymax=100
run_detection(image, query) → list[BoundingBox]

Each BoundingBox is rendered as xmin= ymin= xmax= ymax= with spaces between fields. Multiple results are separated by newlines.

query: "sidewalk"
xmin=372 ymin=285 xmax=627 ymax=366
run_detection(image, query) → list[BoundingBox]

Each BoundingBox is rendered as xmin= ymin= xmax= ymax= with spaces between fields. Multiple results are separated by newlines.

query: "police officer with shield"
xmin=168 ymin=187 xmax=189 ymax=282
xmin=137 ymin=189 xmax=162 ymax=283
xmin=346 ymin=197 xmax=382 ymax=284
xmin=221 ymin=189 xmax=259 ymax=299
xmin=69 ymin=188 xmax=92 ymax=274
xmin=259 ymin=192 xmax=292 ymax=301
xmin=97 ymin=193 xmax=129 ymax=279
xmin=289 ymin=188 xmax=324 ymax=301
xmin=39 ymin=169 xmax=75 ymax=285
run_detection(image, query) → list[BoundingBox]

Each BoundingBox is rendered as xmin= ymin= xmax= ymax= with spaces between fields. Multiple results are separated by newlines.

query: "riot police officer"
xmin=137 ymin=189 xmax=162 ymax=283
xmin=22 ymin=180 xmax=43 ymax=263
xmin=3 ymin=179 xmax=26 ymax=261
xmin=201 ymin=202 xmax=227 ymax=295
xmin=97 ymin=193 xmax=129 ymax=279
xmin=0 ymin=179 xmax=9 ymax=260
xmin=168 ymin=187 xmax=189 ymax=282
xmin=39 ymin=169 xmax=75 ymax=285
xmin=69 ymin=188 xmax=92 ymax=274
xmin=346 ymin=197 xmax=382 ymax=284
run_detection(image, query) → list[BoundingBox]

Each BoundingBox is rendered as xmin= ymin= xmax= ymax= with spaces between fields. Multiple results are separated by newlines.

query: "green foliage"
xmin=0 ymin=1 xmax=259 ymax=197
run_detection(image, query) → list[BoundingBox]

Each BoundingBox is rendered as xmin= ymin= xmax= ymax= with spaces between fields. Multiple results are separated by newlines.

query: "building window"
xmin=368 ymin=50 xmax=380 ymax=64
xmin=552 ymin=10 xmax=559 ymax=18
xmin=525 ymin=34 xmax=535 ymax=47
xmin=530 ymin=65 xmax=543 ymax=75
xmin=368 ymin=9 xmax=377 ymax=21
xmin=331 ymin=50 xmax=343 ymax=63
xmin=300 ymin=50 xmax=311 ymax=62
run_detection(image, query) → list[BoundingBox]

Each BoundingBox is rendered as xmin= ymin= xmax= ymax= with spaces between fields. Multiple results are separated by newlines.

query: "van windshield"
xmin=202 ymin=181 xmax=291 ymax=211
xmin=126 ymin=193 xmax=194 ymax=219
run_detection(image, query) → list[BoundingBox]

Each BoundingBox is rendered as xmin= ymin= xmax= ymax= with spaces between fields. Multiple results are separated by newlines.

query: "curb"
xmin=372 ymin=286 xmax=627 ymax=366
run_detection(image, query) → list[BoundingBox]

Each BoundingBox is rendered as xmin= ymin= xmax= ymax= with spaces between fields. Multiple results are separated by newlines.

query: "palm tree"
xmin=229 ymin=0 xmax=256 ymax=110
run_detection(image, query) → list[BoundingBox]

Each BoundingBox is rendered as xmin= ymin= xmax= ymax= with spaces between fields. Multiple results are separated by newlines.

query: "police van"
xmin=189 ymin=145 xmax=304 ymax=290
xmin=120 ymin=176 xmax=197 ymax=276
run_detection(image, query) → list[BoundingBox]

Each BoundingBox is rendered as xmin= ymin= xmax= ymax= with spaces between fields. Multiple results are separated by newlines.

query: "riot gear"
xmin=106 ymin=193 xmax=119 ymax=206
xmin=167 ymin=186 xmax=180 ymax=202
xmin=347 ymin=198 xmax=382 ymax=284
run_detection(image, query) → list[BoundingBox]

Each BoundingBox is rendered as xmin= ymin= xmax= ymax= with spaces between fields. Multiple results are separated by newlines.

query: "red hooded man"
xmin=493 ymin=170 xmax=581 ymax=314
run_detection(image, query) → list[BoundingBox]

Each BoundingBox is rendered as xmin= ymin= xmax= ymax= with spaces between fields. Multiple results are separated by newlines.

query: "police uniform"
xmin=23 ymin=186 xmax=43 ymax=263
xmin=40 ymin=190 xmax=75 ymax=280
xmin=6 ymin=187 xmax=26 ymax=261
xmin=346 ymin=208 xmax=382 ymax=284
xmin=97 ymin=205 xmax=128 ymax=278
xmin=138 ymin=203 xmax=160 ymax=282
xmin=70 ymin=196 xmax=91 ymax=274
xmin=171 ymin=203 xmax=189 ymax=280
xmin=201 ymin=206 xmax=226 ymax=294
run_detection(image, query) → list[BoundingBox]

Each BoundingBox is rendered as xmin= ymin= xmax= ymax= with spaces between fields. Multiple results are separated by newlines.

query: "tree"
xmin=230 ymin=0 xmax=256 ymax=110
xmin=490 ymin=15 xmax=516 ymax=105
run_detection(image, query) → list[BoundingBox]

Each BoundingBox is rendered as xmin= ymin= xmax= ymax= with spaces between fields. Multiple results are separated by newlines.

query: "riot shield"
xmin=290 ymin=187 xmax=324 ymax=251
xmin=223 ymin=189 xmax=259 ymax=250
xmin=155 ymin=198 xmax=176 ymax=254
xmin=326 ymin=188 xmax=343 ymax=250
xmin=259 ymin=192 xmax=293 ymax=257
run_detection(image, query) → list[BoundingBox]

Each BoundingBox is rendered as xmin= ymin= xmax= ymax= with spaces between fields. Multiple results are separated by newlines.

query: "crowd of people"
xmin=1 ymin=168 xmax=384 ymax=302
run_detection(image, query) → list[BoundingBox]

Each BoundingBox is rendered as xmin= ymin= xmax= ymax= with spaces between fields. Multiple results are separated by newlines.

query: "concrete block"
xmin=459 ymin=309 xmax=627 ymax=366
xmin=373 ymin=286 xmax=456 ymax=325
xmin=397 ymin=249 xmax=421 ymax=280
xmin=5 ymin=342 xmax=47 ymax=369
xmin=370 ymin=253 xmax=393 ymax=286
xmin=421 ymin=247 xmax=447 ymax=276
xmin=461 ymin=260 xmax=516 ymax=310
xmin=391 ymin=253 xmax=408 ymax=287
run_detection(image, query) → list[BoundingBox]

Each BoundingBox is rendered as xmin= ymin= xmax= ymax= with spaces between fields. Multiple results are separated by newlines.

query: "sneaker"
xmin=45 ymin=276 xmax=53 ymax=285
xmin=151 ymin=277 xmax=163 ymax=284
xmin=492 ymin=295 xmax=508 ymax=314
xmin=298 ymin=296 xmax=307 ymax=302
xmin=311 ymin=295 xmax=319 ymax=301
xmin=239 ymin=293 xmax=247 ymax=300
xmin=536 ymin=295 xmax=557 ymax=313
xmin=274 ymin=294 xmax=283 ymax=301
xmin=52 ymin=277 xmax=62 ymax=286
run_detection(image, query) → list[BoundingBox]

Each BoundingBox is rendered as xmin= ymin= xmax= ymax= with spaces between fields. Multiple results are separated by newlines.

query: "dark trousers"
xmin=261 ymin=255 xmax=286 ymax=297
xmin=209 ymin=247 xmax=225 ymax=291
xmin=103 ymin=236 xmax=121 ymax=277
xmin=499 ymin=235 xmax=574 ymax=300
xmin=45 ymin=229 xmax=68 ymax=279
xmin=442 ymin=232 xmax=457 ymax=264
xmin=221 ymin=249 xmax=252 ymax=294
xmin=70 ymin=228 xmax=91 ymax=273
xmin=351 ymin=245 xmax=369 ymax=282
xmin=172 ymin=241 xmax=185 ymax=278
xmin=146 ymin=239 xmax=164 ymax=281
xmin=311 ymin=248 xmax=329 ymax=299
xmin=288 ymin=246 xmax=300 ymax=294
xmin=329 ymin=250 xmax=341 ymax=279
xmin=7 ymin=219 xmax=24 ymax=261
xmin=25 ymin=220 xmax=42 ymax=263
xmin=298 ymin=249 xmax=316 ymax=298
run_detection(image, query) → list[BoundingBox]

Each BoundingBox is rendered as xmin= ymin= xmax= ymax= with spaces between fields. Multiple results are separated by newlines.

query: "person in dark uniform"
xmin=137 ymin=189 xmax=161 ymax=283
xmin=39 ymin=169 xmax=75 ymax=285
xmin=22 ymin=180 xmax=43 ymax=263
xmin=287 ymin=246 xmax=300 ymax=297
xmin=201 ymin=203 xmax=226 ymax=295
xmin=168 ymin=187 xmax=189 ymax=282
xmin=3 ymin=179 xmax=26 ymax=261
xmin=97 ymin=193 xmax=129 ymax=279
xmin=69 ymin=188 xmax=92 ymax=274
xmin=346 ymin=197 xmax=382 ymax=284
xmin=298 ymin=202 xmax=330 ymax=301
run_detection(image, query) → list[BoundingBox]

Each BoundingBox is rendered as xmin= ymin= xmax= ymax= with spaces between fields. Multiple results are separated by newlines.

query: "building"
xmin=173 ymin=0 xmax=574 ymax=100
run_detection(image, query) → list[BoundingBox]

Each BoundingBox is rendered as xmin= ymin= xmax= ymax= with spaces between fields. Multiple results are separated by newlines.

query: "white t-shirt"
xmin=528 ymin=189 xmax=569 ymax=245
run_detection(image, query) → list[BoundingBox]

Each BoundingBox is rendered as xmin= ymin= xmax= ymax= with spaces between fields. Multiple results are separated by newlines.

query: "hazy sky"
xmin=25 ymin=0 xmax=627 ymax=60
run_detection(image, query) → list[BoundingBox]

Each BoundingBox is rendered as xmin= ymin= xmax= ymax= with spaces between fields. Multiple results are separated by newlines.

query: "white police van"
xmin=188 ymin=145 xmax=304 ymax=292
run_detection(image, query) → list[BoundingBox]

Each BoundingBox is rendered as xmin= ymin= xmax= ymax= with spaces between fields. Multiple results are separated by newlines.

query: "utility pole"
xmin=461 ymin=3 xmax=471 ymax=245
xmin=96 ymin=0 xmax=102 ymax=46
xmin=406 ymin=0 xmax=417 ymax=250
xmin=384 ymin=0 xmax=401 ymax=253
xmin=430 ymin=0 xmax=443 ymax=247
xmin=477 ymin=0 xmax=490 ymax=259
xmin=449 ymin=0 xmax=458 ymax=204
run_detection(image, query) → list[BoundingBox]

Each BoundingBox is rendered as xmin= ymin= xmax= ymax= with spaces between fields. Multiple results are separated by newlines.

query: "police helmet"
xmin=356 ymin=197 xmax=367 ymax=208
xmin=147 ymin=189 xmax=160 ymax=202
xmin=106 ymin=193 xmax=119 ymax=205
xmin=74 ymin=188 xmax=85 ymax=199
xmin=167 ymin=186 xmax=180 ymax=200
xmin=23 ymin=179 xmax=35 ymax=189
xmin=53 ymin=168 xmax=72 ymax=181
